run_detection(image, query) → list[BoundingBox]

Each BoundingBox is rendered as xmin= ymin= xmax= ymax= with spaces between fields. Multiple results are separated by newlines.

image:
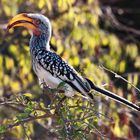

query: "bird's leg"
xmin=38 ymin=79 xmax=56 ymax=106
xmin=39 ymin=79 xmax=54 ymax=94
xmin=39 ymin=79 xmax=45 ymax=89
xmin=38 ymin=79 xmax=67 ymax=109
xmin=39 ymin=79 xmax=52 ymax=91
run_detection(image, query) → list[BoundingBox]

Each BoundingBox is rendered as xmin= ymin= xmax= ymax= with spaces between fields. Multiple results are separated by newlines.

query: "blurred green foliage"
xmin=0 ymin=0 xmax=140 ymax=139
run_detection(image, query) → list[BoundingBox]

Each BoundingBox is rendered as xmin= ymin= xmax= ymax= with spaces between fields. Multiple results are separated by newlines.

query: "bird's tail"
xmin=85 ymin=78 xmax=140 ymax=112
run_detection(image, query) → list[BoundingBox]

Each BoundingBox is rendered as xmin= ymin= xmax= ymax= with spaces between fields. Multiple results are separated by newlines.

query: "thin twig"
xmin=99 ymin=64 xmax=140 ymax=93
xmin=6 ymin=113 xmax=53 ymax=130
xmin=102 ymin=7 xmax=140 ymax=36
xmin=0 ymin=101 xmax=19 ymax=106
xmin=21 ymin=124 xmax=31 ymax=140
xmin=68 ymin=105 xmax=112 ymax=121
xmin=84 ymin=122 xmax=107 ymax=139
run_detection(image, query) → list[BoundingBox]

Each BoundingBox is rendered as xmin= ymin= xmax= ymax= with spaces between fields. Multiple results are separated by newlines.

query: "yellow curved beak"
xmin=7 ymin=13 xmax=37 ymax=31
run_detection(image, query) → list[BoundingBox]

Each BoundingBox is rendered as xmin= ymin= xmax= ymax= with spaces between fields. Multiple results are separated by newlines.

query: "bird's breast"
xmin=32 ymin=60 xmax=75 ymax=97
xmin=32 ymin=60 xmax=62 ymax=88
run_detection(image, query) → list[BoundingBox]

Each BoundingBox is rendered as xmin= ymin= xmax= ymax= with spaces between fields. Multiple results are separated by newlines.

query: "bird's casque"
xmin=7 ymin=13 xmax=140 ymax=111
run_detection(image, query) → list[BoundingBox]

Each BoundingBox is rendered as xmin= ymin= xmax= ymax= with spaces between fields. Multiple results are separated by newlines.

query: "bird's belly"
xmin=33 ymin=62 xmax=61 ymax=88
xmin=41 ymin=70 xmax=61 ymax=88
xmin=33 ymin=61 xmax=75 ymax=97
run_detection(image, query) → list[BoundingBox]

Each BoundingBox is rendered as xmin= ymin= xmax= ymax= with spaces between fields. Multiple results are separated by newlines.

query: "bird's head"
xmin=7 ymin=13 xmax=51 ymax=37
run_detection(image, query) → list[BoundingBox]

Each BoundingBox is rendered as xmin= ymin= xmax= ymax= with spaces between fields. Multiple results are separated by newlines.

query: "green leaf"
xmin=16 ymin=113 xmax=29 ymax=121
xmin=57 ymin=81 xmax=66 ymax=89
xmin=23 ymin=93 xmax=33 ymax=98
xmin=0 ymin=125 xmax=6 ymax=134
xmin=24 ymin=108 xmax=33 ymax=114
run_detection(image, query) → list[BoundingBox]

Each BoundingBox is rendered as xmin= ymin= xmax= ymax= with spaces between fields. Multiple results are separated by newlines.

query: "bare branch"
xmin=102 ymin=6 xmax=140 ymax=36
xmin=99 ymin=64 xmax=140 ymax=93
xmin=6 ymin=113 xmax=54 ymax=130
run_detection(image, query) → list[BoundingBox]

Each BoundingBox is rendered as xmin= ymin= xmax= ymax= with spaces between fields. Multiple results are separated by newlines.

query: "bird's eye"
xmin=34 ymin=19 xmax=41 ymax=25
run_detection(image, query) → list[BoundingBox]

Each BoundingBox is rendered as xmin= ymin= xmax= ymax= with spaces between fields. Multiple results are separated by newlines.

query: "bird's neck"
xmin=30 ymin=34 xmax=50 ymax=51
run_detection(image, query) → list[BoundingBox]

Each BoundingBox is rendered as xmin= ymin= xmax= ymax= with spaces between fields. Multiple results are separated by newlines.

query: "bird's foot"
xmin=39 ymin=81 xmax=48 ymax=89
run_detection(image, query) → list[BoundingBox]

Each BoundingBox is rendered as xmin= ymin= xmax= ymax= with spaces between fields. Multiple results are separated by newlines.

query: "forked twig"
xmin=99 ymin=64 xmax=140 ymax=93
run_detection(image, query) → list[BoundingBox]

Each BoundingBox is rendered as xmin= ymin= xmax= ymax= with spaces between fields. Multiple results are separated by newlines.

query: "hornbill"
xmin=7 ymin=13 xmax=140 ymax=111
